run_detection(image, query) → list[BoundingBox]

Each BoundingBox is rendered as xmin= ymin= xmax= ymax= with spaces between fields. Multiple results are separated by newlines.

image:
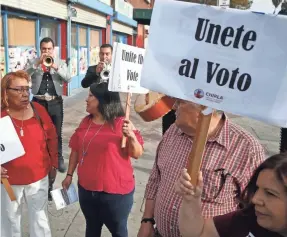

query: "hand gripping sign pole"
xmin=121 ymin=92 xmax=132 ymax=148
xmin=187 ymin=107 xmax=213 ymax=186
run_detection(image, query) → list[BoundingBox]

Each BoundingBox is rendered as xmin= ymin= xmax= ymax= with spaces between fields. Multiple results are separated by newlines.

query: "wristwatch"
xmin=141 ymin=218 xmax=155 ymax=225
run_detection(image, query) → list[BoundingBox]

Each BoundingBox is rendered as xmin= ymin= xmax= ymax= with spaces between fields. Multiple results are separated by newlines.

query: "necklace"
xmin=8 ymin=109 xmax=25 ymax=137
xmin=80 ymin=120 xmax=105 ymax=165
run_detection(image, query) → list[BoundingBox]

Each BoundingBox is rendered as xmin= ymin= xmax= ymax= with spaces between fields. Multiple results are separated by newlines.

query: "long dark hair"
xmin=240 ymin=153 xmax=287 ymax=210
xmin=89 ymin=82 xmax=124 ymax=125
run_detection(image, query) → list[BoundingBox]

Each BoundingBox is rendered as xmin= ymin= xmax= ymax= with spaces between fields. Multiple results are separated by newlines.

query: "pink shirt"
xmin=69 ymin=116 xmax=144 ymax=194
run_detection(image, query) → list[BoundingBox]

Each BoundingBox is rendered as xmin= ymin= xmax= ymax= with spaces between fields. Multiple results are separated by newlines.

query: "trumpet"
xmin=43 ymin=56 xmax=54 ymax=67
xmin=100 ymin=61 xmax=111 ymax=82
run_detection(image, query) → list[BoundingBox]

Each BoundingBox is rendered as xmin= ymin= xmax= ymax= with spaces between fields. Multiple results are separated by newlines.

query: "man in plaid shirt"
xmin=137 ymin=100 xmax=265 ymax=237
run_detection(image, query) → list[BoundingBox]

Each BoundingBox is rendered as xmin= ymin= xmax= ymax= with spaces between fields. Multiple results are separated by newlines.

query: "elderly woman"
xmin=175 ymin=153 xmax=287 ymax=237
xmin=62 ymin=82 xmax=144 ymax=237
xmin=0 ymin=70 xmax=58 ymax=237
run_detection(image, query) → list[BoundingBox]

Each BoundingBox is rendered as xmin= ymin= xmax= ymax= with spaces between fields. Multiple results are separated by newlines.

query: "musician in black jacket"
xmin=81 ymin=44 xmax=113 ymax=88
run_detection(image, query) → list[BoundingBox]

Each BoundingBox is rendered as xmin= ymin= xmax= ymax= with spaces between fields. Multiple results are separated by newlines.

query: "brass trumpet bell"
xmin=100 ymin=62 xmax=111 ymax=82
xmin=43 ymin=56 xmax=54 ymax=67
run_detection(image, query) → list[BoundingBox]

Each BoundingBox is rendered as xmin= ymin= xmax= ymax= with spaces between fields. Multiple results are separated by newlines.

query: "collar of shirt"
xmin=41 ymin=64 xmax=50 ymax=73
xmin=176 ymin=113 xmax=230 ymax=149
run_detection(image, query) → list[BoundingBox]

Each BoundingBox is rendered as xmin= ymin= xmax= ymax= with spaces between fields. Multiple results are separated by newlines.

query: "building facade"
xmin=0 ymin=0 xmax=139 ymax=95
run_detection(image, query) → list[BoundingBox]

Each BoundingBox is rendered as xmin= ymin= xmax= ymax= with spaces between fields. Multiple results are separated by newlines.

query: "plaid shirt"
xmin=144 ymin=117 xmax=265 ymax=237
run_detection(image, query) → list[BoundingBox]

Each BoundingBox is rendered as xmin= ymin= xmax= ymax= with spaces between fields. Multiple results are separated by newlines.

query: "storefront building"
xmin=112 ymin=0 xmax=137 ymax=45
xmin=0 ymin=0 xmax=137 ymax=95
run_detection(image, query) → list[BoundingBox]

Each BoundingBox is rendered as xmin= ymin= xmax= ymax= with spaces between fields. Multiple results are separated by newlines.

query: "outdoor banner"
xmin=0 ymin=116 xmax=25 ymax=165
xmin=109 ymin=42 xmax=148 ymax=94
xmin=140 ymin=0 xmax=287 ymax=127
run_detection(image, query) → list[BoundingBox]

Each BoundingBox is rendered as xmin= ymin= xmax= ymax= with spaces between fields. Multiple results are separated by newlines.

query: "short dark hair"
xmin=89 ymin=82 xmax=124 ymax=125
xmin=40 ymin=37 xmax=55 ymax=48
xmin=240 ymin=153 xmax=287 ymax=210
xmin=100 ymin=43 xmax=113 ymax=52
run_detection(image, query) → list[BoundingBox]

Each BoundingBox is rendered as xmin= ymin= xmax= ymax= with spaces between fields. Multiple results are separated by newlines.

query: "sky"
xmin=249 ymin=0 xmax=282 ymax=14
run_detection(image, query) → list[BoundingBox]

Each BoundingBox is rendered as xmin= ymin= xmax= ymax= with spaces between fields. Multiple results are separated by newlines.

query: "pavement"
xmin=21 ymin=88 xmax=280 ymax=237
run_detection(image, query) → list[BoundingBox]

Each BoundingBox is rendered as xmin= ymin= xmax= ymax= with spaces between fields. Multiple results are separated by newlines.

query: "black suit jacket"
xmin=81 ymin=65 xmax=101 ymax=88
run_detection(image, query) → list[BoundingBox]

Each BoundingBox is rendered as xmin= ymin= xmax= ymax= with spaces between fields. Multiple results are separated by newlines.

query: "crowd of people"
xmin=1 ymin=26 xmax=287 ymax=237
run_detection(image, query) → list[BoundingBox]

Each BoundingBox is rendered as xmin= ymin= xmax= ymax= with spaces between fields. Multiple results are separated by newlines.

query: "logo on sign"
xmin=205 ymin=92 xmax=224 ymax=103
xmin=194 ymin=89 xmax=204 ymax=99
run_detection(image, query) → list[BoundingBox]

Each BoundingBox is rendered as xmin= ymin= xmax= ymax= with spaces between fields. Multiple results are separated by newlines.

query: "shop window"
xmin=71 ymin=25 xmax=78 ymax=77
xmin=113 ymin=34 xmax=127 ymax=44
xmin=0 ymin=15 xmax=5 ymax=78
xmin=113 ymin=35 xmax=117 ymax=44
xmin=0 ymin=16 xmax=3 ymax=46
xmin=90 ymin=29 xmax=100 ymax=66
xmin=7 ymin=16 xmax=37 ymax=72
xmin=79 ymin=28 xmax=87 ymax=47
xmin=79 ymin=27 xmax=87 ymax=74
xmin=40 ymin=20 xmax=59 ymax=58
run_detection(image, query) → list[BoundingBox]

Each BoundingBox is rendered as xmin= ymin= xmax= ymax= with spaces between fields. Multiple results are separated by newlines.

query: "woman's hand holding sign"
xmin=1 ymin=166 xmax=9 ymax=179
xmin=122 ymin=119 xmax=136 ymax=138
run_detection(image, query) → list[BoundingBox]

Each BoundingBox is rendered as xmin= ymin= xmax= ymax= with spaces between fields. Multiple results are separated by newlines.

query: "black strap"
xmin=30 ymin=102 xmax=52 ymax=159
xmin=141 ymin=218 xmax=155 ymax=225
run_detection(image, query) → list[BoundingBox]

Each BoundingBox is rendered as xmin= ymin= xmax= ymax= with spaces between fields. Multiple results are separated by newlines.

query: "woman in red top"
xmin=175 ymin=153 xmax=287 ymax=237
xmin=62 ymin=82 xmax=144 ymax=237
xmin=0 ymin=70 xmax=58 ymax=237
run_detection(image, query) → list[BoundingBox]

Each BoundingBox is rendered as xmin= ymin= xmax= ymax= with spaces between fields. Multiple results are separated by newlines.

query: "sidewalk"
xmin=21 ymin=88 xmax=280 ymax=237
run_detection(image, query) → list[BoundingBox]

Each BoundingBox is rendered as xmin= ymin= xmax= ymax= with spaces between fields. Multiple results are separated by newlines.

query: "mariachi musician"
xmin=81 ymin=44 xmax=113 ymax=88
xmin=25 ymin=37 xmax=71 ymax=198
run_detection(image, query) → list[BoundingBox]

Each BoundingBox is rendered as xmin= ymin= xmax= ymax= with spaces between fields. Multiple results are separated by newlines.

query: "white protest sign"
xmin=218 ymin=0 xmax=230 ymax=8
xmin=109 ymin=42 xmax=149 ymax=94
xmin=0 ymin=116 xmax=25 ymax=164
xmin=141 ymin=0 xmax=287 ymax=127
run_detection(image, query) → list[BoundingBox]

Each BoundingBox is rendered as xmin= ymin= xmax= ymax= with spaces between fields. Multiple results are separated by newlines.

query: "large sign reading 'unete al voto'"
xmin=140 ymin=0 xmax=287 ymax=127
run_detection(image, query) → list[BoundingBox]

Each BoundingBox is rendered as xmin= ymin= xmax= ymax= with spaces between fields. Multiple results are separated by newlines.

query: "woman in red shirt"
xmin=0 ymin=70 xmax=58 ymax=237
xmin=175 ymin=153 xmax=287 ymax=237
xmin=62 ymin=82 xmax=144 ymax=237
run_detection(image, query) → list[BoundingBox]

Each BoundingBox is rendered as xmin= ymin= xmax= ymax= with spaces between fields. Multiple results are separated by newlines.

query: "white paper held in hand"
xmin=0 ymin=116 xmax=25 ymax=165
xmin=50 ymin=183 xmax=79 ymax=210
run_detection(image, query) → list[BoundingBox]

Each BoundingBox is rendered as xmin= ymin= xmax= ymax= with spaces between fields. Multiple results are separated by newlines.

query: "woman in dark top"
xmin=175 ymin=153 xmax=287 ymax=237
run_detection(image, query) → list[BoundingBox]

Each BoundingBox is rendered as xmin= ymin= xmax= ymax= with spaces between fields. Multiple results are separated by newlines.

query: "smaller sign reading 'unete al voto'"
xmin=141 ymin=0 xmax=287 ymax=127
xmin=108 ymin=42 xmax=149 ymax=94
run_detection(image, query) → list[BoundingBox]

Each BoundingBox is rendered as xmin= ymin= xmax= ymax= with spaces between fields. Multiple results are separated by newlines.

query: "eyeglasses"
xmin=203 ymin=168 xmax=232 ymax=201
xmin=7 ymin=87 xmax=31 ymax=94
